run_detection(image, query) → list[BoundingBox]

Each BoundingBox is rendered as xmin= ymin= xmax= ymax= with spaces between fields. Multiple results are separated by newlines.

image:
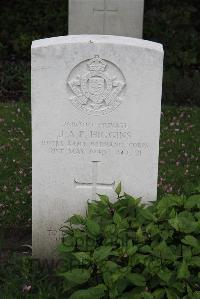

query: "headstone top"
xmin=32 ymin=35 xmax=163 ymax=53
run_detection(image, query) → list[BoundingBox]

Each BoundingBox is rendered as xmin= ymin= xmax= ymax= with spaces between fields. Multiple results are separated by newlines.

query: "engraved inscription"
xmin=74 ymin=161 xmax=115 ymax=200
xmin=68 ymin=55 xmax=126 ymax=116
xmin=41 ymin=121 xmax=150 ymax=158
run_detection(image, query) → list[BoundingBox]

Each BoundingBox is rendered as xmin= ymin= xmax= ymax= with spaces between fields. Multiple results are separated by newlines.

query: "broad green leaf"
xmin=60 ymin=269 xmax=91 ymax=284
xmin=157 ymin=195 xmax=184 ymax=210
xmin=111 ymin=271 xmax=125 ymax=283
xmin=153 ymin=241 xmax=175 ymax=261
xmin=127 ymin=240 xmax=138 ymax=256
xmin=182 ymin=235 xmax=200 ymax=248
xmin=166 ymin=288 xmax=179 ymax=299
xmin=86 ymin=219 xmax=100 ymax=236
xmin=158 ymin=268 xmax=172 ymax=283
xmin=177 ymin=260 xmax=190 ymax=280
xmin=182 ymin=245 xmax=192 ymax=259
xmin=142 ymin=293 xmax=154 ymax=299
xmin=115 ymin=182 xmax=122 ymax=196
xmin=109 ymin=287 xmax=119 ymax=298
xmin=113 ymin=212 xmax=122 ymax=225
xmin=104 ymin=224 xmax=116 ymax=235
xmin=119 ymin=289 xmax=144 ymax=299
xmin=73 ymin=252 xmax=91 ymax=264
xmin=184 ymin=195 xmax=200 ymax=209
xmin=195 ymin=212 xmax=200 ymax=219
xmin=193 ymin=292 xmax=200 ymax=299
xmin=97 ymin=194 xmax=110 ymax=205
xmin=127 ymin=273 xmax=146 ymax=286
xmin=146 ymin=223 xmax=160 ymax=236
xmin=68 ymin=215 xmax=85 ymax=225
xmin=171 ymin=282 xmax=183 ymax=291
xmin=124 ymin=193 xmax=141 ymax=206
xmin=93 ymin=246 xmax=113 ymax=261
xmin=69 ymin=284 xmax=107 ymax=299
xmin=136 ymin=227 xmax=145 ymax=242
xmin=187 ymin=284 xmax=194 ymax=299
xmin=58 ymin=242 xmax=74 ymax=253
xmin=138 ymin=208 xmax=157 ymax=222
xmin=140 ymin=245 xmax=152 ymax=254
xmin=153 ymin=289 xmax=165 ymax=299
xmin=104 ymin=261 xmax=119 ymax=272
xmin=169 ymin=212 xmax=198 ymax=233
xmin=189 ymin=256 xmax=200 ymax=267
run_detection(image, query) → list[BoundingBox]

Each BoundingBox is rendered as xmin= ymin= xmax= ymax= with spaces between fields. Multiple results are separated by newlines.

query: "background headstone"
xmin=68 ymin=0 xmax=144 ymax=38
xmin=32 ymin=35 xmax=163 ymax=258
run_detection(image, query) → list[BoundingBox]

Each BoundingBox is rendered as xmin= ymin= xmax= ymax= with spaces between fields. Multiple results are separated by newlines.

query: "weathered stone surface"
xmin=68 ymin=0 xmax=144 ymax=38
xmin=32 ymin=35 xmax=163 ymax=258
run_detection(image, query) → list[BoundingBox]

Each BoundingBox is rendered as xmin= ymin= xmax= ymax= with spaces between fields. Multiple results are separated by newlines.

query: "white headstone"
xmin=32 ymin=35 xmax=163 ymax=258
xmin=68 ymin=0 xmax=144 ymax=38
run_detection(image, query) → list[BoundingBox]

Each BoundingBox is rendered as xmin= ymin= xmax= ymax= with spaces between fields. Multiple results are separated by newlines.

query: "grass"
xmin=0 ymin=102 xmax=31 ymax=230
xmin=158 ymin=106 xmax=200 ymax=197
xmin=0 ymin=102 xmax=200 ymax=231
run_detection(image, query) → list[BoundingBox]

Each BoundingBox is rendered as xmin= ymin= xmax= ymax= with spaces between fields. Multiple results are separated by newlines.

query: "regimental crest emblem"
xmin=67 ymin=55 xmax=126 ymax=115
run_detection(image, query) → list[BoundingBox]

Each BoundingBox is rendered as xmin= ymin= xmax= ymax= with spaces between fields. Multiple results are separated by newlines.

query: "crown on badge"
xmin=88 ymin=55 xmax=107 ymax=72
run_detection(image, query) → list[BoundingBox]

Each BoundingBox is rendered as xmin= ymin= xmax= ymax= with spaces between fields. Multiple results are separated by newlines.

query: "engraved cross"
xmin=93 ymin=0 xmax=118 ymax=34
xmin=74 ymin=161 xmax=115 ymax=200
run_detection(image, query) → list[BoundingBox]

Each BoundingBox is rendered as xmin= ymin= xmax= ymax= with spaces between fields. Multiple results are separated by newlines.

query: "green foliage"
xmin=0 ymin=0 xmax=68 ymax=102
xmin=144 ymin=0 xmax=200 ymax=106
xmin=58 ymin=187 xmax=200 ymax=298
xmin=0 ymin=254 xmax=63 ymax=298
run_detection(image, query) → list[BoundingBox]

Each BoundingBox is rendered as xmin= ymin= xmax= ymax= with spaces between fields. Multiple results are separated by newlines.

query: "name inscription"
xmin=41 ymin=121 xmax=149 ymax=157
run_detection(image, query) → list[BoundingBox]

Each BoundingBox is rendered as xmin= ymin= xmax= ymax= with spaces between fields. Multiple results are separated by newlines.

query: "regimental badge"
xmin=67 ymin=55 xmax=126 ymax=115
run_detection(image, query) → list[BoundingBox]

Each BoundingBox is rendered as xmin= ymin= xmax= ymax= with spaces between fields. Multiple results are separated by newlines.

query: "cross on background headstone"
xmin=68 ymin=0 xmax=144 ymax=38
xmin=93 ymin=0 xmax=118 ymax=34
xmin=74 ymin=161 xmax=115 ymax=200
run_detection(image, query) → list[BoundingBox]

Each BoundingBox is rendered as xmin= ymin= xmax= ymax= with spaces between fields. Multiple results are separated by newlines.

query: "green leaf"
xmin=177 ymin=260 xmax=190 ymax=280
xmin=127 ymin=240 xmax=138 ymax=256
xmin=157 ymin=195 xmax=184 ymax=210
xmin=73 ymin=252 xmax=91 ymax=264
xmin=104 ymin=261 xmax=119 ymax=272
xmin=187 ymin=284 xmax=193 ymax=298
xmin=153 ymin=289 xmax=165 ymax=299
xmin=138 ymin=208 xmax=157 ymax=222
xmin=113 ymin=212 xmax=122 ymax=225
xmin=60 ymin=269 xmax=91 ymax=284
xmin=69 ymin=284 xmax=107 ymax=299
xmin=86 ymin=219 xmax=100 ymax=236
xmin=93 ymin=246 xmax=113 ymax=262
xmin=154 ymin=241 xmax=175 ymax=261
xmin=158 ymin=268 xmax=172 ymax=283
xmin=115 ymin=182 xmax=122 ymax=196
xmin=169 ymin=212 xmax=198 ymax=233
xmin=182 ymin=235 xmax=200 ymax=248
xmin=189 ymin=256 xmax=200 ymax=267
xmin=184 ymin=195 xmax=200 ymax=209
xmin=97 ymin=194 xmax=110 ymax=205
xmin=142 ymin=293 xmax=154 ymax=299
xmin=58 ymin=242 xmax=74 ymax=253
xmin=68 ymin=215 xmax=85 ymax=225
xmin=136 ymin=227 xmax=145 ymax=242
xmin=166 ymin=288 xmax=179 ymax=299
xmin=127 ymin=273 xmax=146 ymax=286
